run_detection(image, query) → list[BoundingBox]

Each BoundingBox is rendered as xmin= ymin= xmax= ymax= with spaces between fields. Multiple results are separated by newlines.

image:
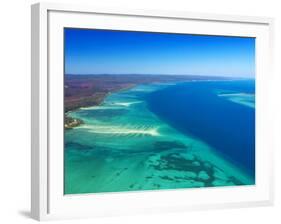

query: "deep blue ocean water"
xmin=146 ymin=80 xmax=255 ymax=178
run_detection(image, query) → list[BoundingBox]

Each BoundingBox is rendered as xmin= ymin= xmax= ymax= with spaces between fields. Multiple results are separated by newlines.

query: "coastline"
xmin=64 ymin=79 xmax=255 ymax=194
xmin=64 ymin=84 xmax=137 ymax=129
xmin=64 ymin=75 xmax=238 ymax=130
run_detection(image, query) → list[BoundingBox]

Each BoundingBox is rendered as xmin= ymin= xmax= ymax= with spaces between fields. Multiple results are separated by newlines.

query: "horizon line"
xmin=65 ymin=73 xmax=254 ymax=78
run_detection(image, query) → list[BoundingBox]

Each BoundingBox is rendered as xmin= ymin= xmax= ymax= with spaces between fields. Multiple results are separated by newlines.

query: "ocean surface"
xmin=64 ymin=80 xmax=255 ymax=194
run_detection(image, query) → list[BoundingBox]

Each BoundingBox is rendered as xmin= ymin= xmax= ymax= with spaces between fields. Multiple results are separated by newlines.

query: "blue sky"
xmin=64 ymin=28 xmax=255 ymax=78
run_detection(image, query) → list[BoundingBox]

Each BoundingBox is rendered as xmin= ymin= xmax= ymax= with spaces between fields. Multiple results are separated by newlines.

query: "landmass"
xmin=64 ymin=115 xmax=84 ymax=129
xmin=64 ymin=74 xmax=231 ymax=129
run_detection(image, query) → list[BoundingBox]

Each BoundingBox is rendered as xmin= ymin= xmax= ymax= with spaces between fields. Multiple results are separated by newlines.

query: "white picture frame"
xmin=31 ymin=2 xmax=274 ymax=221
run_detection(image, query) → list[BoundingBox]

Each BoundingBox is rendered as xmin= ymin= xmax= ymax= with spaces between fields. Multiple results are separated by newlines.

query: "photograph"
xmin=63 ymin=28 xmax=255 ymax=195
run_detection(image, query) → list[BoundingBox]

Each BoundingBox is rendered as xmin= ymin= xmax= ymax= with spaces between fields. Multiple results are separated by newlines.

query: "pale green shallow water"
xmin=64 ymin=83 xmax=254 ymax=194
xmin=218 ymin=93 xmax=255 ymax=108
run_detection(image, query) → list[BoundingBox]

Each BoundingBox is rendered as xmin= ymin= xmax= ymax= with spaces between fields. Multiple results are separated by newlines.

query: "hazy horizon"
xmin=65 ymin=73 xmax=253 ymax=79
xmin=65 ymin=28 xmax=255 ymax=78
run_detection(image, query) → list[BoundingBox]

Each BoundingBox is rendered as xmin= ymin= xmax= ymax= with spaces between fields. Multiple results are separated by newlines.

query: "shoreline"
xmin=64 ymin=79 xmax=255 ymax=193
xmin=64 ymin=84 xmax=137 ymax=129
xmin=64 ymin=77 xmax=242 ymax=129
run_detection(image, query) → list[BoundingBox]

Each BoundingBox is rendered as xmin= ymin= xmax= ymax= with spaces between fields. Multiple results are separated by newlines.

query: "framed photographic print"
xmin=31 ymin=2 xmax=274 ymax=221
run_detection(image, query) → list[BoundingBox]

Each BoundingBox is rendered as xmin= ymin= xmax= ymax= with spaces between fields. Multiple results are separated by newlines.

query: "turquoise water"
xmin=64 ymin=81 xmax=255 ymax=194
